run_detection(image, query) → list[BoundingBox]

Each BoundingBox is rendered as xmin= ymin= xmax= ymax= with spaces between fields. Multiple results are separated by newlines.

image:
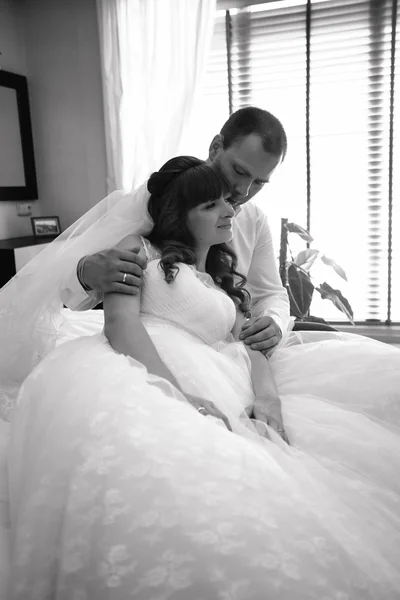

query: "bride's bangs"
xmin=182 ymin=165 xmax=231 ymax=209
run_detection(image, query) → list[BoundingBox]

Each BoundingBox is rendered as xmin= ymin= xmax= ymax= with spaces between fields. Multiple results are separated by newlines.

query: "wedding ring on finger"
xmin=122 ymin=272 xmax=128 ymax=284
xmin=197 ymin=406 xmax=207 ymax=415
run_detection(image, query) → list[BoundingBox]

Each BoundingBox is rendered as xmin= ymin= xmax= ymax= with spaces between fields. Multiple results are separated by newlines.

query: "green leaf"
xmin=320 ymin=255 xmax=348 ymax=281
xmin=294 ymin=248 xmax=319 ymax=271
xmin=316 ymin=282 xmax=355 ymax=325
xmin=287 ymin=263 xmax=314 ymax=319
xmin=286 ymin=222 xmax=314 ymax=243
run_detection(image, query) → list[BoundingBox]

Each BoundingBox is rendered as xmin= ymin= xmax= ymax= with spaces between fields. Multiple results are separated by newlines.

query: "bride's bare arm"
xmin=103 ymin=234 xmax=182 ymax=391
xmin=232 ymin=309 xmax=279 ymax=399
xmin=247 ymin=346 xmax=289 ymax=442
xmin=103 ymin=235 xmax=232 ymax=430
xmin=232 ymin=309 xmax=288 ymax=441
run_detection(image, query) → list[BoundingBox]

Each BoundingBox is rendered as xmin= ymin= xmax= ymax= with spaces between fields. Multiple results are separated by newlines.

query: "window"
xmin=189 ymin=0 xmax=399 ymax=324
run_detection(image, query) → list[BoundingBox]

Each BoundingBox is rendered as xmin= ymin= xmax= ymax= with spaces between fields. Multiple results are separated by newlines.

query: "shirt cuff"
xmin=61 ymin=267 xmax=101 ymax=311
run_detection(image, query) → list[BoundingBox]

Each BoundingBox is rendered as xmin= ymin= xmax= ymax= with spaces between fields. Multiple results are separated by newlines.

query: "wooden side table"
xmin=0 ymin=235 xmax=57 ymax=288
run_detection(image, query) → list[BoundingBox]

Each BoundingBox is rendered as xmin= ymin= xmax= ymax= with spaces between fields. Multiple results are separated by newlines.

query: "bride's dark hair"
xmin=146 ymin=156 xmax=250 ymax=312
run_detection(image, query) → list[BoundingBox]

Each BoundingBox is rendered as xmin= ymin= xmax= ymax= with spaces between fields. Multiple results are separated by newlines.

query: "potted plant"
xmin=279 ymin=218 xmax=354 ymax=326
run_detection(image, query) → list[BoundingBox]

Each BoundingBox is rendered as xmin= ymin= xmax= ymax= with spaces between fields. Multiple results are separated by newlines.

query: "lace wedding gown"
xmin=7 ymin=242 xmax=400 ymax=599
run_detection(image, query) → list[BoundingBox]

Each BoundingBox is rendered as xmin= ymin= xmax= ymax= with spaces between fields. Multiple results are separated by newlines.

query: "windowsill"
xmin=337 ymin=325 xmax=400 ymax=345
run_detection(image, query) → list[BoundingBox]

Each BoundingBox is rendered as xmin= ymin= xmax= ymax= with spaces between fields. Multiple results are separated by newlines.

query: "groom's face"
xmin=208 ymin=133 xmax=282 ymax=206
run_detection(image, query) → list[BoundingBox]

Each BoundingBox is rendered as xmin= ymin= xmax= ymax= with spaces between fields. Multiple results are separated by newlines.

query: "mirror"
xmin=0 ymin=70 xmax=38 ymax=201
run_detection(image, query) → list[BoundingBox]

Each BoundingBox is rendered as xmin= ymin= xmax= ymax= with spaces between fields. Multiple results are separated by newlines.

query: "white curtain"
xmin=96 ymin=0 xmax=217 ymax=192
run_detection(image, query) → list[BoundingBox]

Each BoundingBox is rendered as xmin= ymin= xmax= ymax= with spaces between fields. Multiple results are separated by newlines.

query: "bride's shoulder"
xmin=115 ymin=234 xmax=160 ymax=262
xmin=114 ymin=234 xmax=147 ymax=261
xmin=139 ymin=236 xmax=160 ymax=261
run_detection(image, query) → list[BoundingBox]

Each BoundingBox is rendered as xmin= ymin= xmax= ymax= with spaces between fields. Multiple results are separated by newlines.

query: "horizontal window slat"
xmin=198 ymin=0 xmax=397 ymax=322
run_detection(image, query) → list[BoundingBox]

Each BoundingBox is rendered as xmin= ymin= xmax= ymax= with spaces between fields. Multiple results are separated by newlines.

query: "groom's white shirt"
xmin=62 ymin=201 xmax=291 ymax=335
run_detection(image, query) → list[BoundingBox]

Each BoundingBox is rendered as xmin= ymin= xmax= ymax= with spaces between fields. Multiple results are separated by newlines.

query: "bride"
xmin=6 ymin=156 xmax=400 ymax=599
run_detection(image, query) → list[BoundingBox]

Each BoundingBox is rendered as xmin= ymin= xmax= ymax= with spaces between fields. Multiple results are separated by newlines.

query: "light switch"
xmin=16 ymin=203 xmax=32 ymax=217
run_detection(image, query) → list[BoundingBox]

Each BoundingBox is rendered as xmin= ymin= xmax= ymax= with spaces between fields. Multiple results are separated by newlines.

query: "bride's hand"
xmin=253 ymin=397 xmax=290 ymax=444
xmin=186 ymin=395 xmax=232 ymax=431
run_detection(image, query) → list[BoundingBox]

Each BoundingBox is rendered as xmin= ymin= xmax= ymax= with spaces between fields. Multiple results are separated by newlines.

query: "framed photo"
xmin=31 ymin=216 xmax=61 ymax=237
xmin=0 ymin=70 xmax=38 ymax=201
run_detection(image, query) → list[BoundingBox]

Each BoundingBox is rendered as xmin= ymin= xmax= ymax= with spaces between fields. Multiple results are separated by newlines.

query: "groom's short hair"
xmin=220 ymin=106 xmax=287 ymax=160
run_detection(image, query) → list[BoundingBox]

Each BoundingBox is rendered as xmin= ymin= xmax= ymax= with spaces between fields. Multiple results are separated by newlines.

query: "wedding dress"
xmin=7 ymin=240 xmax=400 ymax=600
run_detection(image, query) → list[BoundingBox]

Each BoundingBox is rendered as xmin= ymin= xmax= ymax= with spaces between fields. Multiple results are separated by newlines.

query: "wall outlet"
xmin=16 ymin=203 xmax=32 ymax=217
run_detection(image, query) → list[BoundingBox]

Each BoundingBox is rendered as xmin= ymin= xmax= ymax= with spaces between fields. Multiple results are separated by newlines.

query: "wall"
xmin=0 ymin=0 xmax=26 ymax=75
xmin=20 ymin=0 xmax=108 ymax=229
xmin=0 ymin=0 xmax=107 ymax=239
xmin=0 ymin=0 xmax=33 ymax=238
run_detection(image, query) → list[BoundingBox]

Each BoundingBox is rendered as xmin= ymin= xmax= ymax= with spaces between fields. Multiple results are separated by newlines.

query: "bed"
xmin=0 ymin=307 xmax=395 ymax=598
xmin=0 ymin=308 xmax=106 ymax=598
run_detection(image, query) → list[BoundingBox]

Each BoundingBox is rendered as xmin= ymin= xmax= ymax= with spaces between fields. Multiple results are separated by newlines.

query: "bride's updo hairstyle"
xmin=146 ymin=156 xmax=250 ymax=312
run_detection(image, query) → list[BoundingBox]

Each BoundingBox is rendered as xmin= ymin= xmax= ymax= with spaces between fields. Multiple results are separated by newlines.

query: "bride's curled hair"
xmin=146 ymin=156 xmax=250 ymax=312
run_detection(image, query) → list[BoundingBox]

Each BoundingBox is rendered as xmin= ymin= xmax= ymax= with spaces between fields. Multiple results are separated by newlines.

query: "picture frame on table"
xmin=31 ymin=216 xmax=61 ymax=237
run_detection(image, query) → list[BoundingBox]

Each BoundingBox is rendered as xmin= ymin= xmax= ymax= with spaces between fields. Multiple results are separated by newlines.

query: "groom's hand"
xmin=79 ymin=247 xmax=147 ymax=294
xmin=239 ymin=316 xmax=282 ymax=356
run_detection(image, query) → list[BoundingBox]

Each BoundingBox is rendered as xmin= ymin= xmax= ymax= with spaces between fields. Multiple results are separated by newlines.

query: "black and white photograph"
xmin=31 ymin=216 xmax=61 ymax=236
xmin=0 ymin=1 xmax=399 ymax=599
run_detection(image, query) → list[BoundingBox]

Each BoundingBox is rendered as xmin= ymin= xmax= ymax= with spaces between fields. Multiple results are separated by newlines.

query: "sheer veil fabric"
xmin=0 ymin=184 xmax=153 ymax=422
xmin=96 ymin=0 xmax=217 ymax=191
xmin=0 ymin=182 xmax=284 ymax=450
xmin=0 ymin=0 xmax=218 ymax=421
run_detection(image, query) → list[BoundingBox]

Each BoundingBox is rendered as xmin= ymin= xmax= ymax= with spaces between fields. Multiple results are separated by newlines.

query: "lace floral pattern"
xmin=7 ymin=238 xmax=400 ymax=599
xmin=10 ymin=341 xmax=399 ymax=599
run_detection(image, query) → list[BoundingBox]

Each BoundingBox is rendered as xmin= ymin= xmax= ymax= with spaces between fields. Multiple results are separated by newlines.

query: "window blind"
xmin=391 ymin=0 xmax=399 ymax=320
xmin=229 ymin=2 xmax=309 ymax=237
xmin=308 ymin=0 xmax=393 ymax=322
xmin=195 ymin=0 xmax=398 ymax=323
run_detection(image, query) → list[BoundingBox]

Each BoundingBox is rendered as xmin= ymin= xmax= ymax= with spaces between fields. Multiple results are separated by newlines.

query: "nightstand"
xmin=0 ymin=235 xmax=57 ymax=288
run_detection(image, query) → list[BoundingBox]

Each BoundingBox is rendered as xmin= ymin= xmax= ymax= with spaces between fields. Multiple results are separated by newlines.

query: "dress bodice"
xmin=140 ymin=239 xmax=236 ymax=345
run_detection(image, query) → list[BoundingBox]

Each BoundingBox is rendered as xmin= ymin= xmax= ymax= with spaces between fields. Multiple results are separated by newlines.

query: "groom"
xmin=63 ymin=107 xmax=291 ymax=355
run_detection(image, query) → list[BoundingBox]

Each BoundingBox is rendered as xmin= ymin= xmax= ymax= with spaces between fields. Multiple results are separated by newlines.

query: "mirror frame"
xmin=0 ymin=70 xmax=38 ymax=201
